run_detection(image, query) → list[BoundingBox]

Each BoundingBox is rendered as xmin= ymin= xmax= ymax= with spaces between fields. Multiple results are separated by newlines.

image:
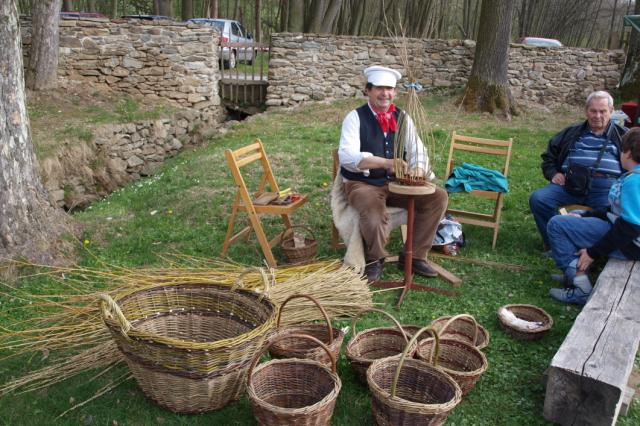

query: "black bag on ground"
xmin=564 ymin=163 xmax=592 ymax=196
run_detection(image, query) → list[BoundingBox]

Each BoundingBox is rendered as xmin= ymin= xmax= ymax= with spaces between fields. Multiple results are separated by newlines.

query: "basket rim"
xmin=497 ymin=304 xmax=554 ymax=333
xmin=247 ymin=357 xmax=342 ymax=415
xmin=430 ymin=315 xmax=491 ymax=348
xmin=346 ymin=328 xmax=414 ymax=363
xmin=415 ymin=338 xmax=488 ymax=377
xmin=102 ymin=282 xmax=277 ymax=350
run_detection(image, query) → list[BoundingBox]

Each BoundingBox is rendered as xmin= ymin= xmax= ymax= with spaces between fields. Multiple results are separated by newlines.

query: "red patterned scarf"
xmin=371 ymin=103 xmax=397 ymax=133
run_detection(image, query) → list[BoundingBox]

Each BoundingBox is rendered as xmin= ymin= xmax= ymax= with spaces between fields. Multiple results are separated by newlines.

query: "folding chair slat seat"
xmin=222 ymin=139 xmax=307 ymax=267
xmin=445 ymin=131 xmax=513 ymax=250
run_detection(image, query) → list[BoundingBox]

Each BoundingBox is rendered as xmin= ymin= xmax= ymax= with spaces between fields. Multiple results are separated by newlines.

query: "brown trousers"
xmin=344 ymin=181 xmax=448 ymax=262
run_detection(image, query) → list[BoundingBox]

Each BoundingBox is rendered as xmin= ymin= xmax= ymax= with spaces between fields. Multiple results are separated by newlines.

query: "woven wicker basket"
xmin=367 ymin=326 xmax=462 ymax=426
xmin=497 ymin=304 xmax=553 ymax=341
xmin=416 ymin=337 xmax=488 ymax=395
xmin=346 ymin=309 xmax=413 ymax=383
xmin=248 ymin=333 xmax=342 ymax=426
xmin=430 ymin=314 xmax=490 ymax=350
xmin=99 ymin=282 xmax=277 ymax=413
xmin=280 ymin=225 xmax=318 ymax=264
xmin=269 ymin=294 xmax=344 ymax=367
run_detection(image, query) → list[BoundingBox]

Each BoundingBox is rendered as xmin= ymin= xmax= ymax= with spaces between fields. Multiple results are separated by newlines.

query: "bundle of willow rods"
xmin=0 ymin=256 xmax=374 ymax=396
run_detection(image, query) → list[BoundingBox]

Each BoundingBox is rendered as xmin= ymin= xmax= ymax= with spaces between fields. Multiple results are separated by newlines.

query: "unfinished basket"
xmin=346 ymin=308 xmax=412 ymax=383
xmin=99 ymin=280 xmax=277 ymax=413
xmin=430 ymin=314 xmax=490 ymax=350
xmin=280 ymin=225 xmax=318 ymax=264
xmin=416 ymin=336 xmax=488 ymax=396
xmin=497 ymin=304 xmax=553 ymax=341
xmin=247 ymin=333 xmax=342 ymax=426
xmin=269 ymin=294 xmax=344 ymax=367
xmin=367 ymin=326 xmax=462 ymax=426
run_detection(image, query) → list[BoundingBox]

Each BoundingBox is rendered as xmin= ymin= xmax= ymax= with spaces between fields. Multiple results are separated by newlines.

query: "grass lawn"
xmin=1 ymin=92 xmax=639 ymax=425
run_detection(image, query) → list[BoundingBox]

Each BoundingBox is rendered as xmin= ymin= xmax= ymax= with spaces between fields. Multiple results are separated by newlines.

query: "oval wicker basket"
xmin=269 ymin=294 xmax=344 ymax=367
xmin=367 ymin=326 xmax=462 ymax=426
xmin=99 ymin=281 xmax=277 ymax=413
xmin=346 ymin=309 xmax=413 ymax=383
xmin=497 ymin=304 xmax=553 ymax=341
xmin=416 ymin=337 xmax=488 ymax=396
xmin=430 ymin=314 xmax=490 ymax=350
xmin=247 ymin=333 xmax=342 ymax=426
xmin=280 ymin=225 xmax=318 ymax=264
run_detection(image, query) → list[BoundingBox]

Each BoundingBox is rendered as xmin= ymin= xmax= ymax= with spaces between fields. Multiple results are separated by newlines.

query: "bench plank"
xmin=544 ymin=259 xmax=640 ymax=426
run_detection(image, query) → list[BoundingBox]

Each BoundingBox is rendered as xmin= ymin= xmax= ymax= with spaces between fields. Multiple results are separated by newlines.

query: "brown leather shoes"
xmin=363 ymin=259 xmax=385 ymax=282
xmin=398 ymin=253 xmax=438 ymax=278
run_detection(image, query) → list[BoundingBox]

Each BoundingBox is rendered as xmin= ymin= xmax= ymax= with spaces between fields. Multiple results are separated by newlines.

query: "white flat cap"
xmin=364 ymin=66 xmax=402 ymax=88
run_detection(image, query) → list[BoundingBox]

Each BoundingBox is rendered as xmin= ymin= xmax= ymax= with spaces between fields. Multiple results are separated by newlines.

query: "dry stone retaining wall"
xmin=267 ymin=33 xmax=625 ymax=108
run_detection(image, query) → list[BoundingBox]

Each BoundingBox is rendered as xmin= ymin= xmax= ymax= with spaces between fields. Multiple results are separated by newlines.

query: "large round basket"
xmin=99 ymin=282 xmax=277 ymax=413
xmin=416 ymin=337 xmax=488 ymax=395
xmin=269 ymin=294 xmax=344 ymax=367
xmin=346 ymin=309 xmax=413 ymax=383
xmin=430 ymin=314 xmax=490 ymax=350
xmin=497 ymin=304 xmax=553 ymax=341
xmin=247 ymin=334 xmax=342 ymax=426
xmin=280 ymin=225 xmax=318 ymax=264
xmin=367 ymin=327 xmax=462 ymax=426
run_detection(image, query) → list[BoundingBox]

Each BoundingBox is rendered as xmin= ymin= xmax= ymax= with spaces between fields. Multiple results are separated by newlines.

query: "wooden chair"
xmin=444 ymin=132 xmax=513 ymax=250
xmin=221 ymin=139 xmax=308 ymax=267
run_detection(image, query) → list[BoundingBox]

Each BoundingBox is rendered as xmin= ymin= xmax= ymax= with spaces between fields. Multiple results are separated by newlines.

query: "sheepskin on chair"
xmin=331 ymin=174 xmax=407 ymax=272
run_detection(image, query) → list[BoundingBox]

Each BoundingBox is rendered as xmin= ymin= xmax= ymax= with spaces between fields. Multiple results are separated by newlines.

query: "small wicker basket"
xmin=280 ymin=225 xmax=318 ymax=264
xmin=247 ymin=333 xmax=342 ymax=426
xmin=346 ymin=309 xmax=413 ymax=383
xmin=269 ymin=294 xmax=344 ymax=367
xmin=497 ymin=304 xmax=553 ymax=341
xmin=367 ymin=326 xmax=462 ymax=426
xmin=430 ymin=314 xmax=490 ymax=350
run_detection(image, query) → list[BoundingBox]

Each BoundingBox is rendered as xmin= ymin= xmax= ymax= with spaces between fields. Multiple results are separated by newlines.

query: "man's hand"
xmin=576 ymin=248 xmax=594 ymax=272
xmin=551 ymin=172 xmax=565 ymax=185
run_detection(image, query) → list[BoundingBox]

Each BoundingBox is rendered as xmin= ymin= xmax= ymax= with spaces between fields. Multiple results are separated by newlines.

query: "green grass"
xmin=234 ymin=51 xmax=270 ymax=75
xmin=2 ymin=94 xmax=639 ymax=425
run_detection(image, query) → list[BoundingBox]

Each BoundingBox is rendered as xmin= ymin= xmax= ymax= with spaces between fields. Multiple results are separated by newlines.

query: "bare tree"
xmin=620 ymin=0 xmax=640 ymax=101
xmin=61 ymin=0 xmax=72 ymax=11
xmin=288 ymin=0 xmax=304 ymax=31
xmin=26 ymin=0 xmax=62 ymax=91
xmin=255 ymin=0 xmax=261 ymax=42
xmin=182 ymin=0 xmax=194 ymax=20
xmin=157 ymin=0 xmax=173 ymax=16
xmin=461 ymin=0 xmax=517 ymax=117
xmin=111 ymin=0 xmax=118 ymax=18
xmin=1 ymin=0 xmax=76 ymax=263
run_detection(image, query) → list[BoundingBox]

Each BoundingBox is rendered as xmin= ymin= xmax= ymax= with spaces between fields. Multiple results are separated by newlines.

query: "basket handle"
xmin=279 ymin=225 xmax=316 ymax=246
xmin=438 ymin=314 xmax=478 ymax=346
xmin=247 ymin=333 xmax=337 ymax=389
xmin=276 ymin=294 xmax=334 ymax=344
xmin=98 ymin=293 xmax=132 ymax=338
xmin=391 ymin=326 xmax=439 ymax=399
xmin=350 ymin=308 xmax=408 ymax=343
xmin=233 ymin=267 xmax=272 ymax=301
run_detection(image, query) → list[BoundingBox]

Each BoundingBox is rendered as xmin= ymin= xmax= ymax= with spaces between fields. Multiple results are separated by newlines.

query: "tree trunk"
xmin=460 ymin=0 xmax=517 ymax=117
xmin=26 ymin=0 xmax=61 ymax=91
xmin=212 ymin=0 xmax=219 ymax=17
xmin=182 ymin=0 xmax=193 ymax=20
xmin=87 ymin=0 xmax=97 ymax=12
xmin=306 ymin=0 xmax=327 ymax=33
xmin=1 ymin=0 xmax=76 ymax=264
xmin=111 ymin=0 xmax=117 ymax=18
xmin=255 ymin=0 xmax=261 ymax=42
xmin=619 ymin=0 xmax=640 ymax=101
xmin=607 ymin=0 xmax=619 ymax=49
xmin=288 ymin=0 xmax=304 ymax=32
xmin=158 ymin=0 xmax=173 ymax=17
xmin=320 ymin=0 xmax=342 ymax=33
xmin=61 ymin=0 xmax=72 ymax=11
xmin=153 ymin=0 xmax=160 ymax=15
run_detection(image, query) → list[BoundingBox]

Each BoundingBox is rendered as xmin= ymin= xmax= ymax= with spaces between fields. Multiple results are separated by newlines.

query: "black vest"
xmin=340 ymin=104 xmax=400 ymax=186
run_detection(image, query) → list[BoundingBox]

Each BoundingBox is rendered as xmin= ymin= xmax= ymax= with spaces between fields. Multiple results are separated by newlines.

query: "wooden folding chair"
xmin=444 ymin=131 xmax=513 ymax=250
xmin=221 ymin=139 xmax=308 ymax=267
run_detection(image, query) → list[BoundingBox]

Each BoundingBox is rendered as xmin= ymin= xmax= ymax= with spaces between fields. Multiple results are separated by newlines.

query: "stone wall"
xmin=266 ymin=33 xmax=625 ymax=108
xmin=21 ymin=17 xmax=223 ymax=119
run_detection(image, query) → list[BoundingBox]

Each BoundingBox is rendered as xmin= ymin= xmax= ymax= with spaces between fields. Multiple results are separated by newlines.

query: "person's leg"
xmin=344 ymin=181 xmax=390 ymax=262
xmin=529 ymin=183 xmax=580 ymax=248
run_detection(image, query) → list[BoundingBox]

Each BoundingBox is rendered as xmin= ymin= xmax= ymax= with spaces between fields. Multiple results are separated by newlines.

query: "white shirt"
xmin=338 ymin=105 xmax=430 ymax=180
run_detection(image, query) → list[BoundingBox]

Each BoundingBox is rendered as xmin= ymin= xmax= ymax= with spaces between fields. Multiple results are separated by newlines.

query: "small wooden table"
xmin=373 ymin=182 xmax=456 ymax=308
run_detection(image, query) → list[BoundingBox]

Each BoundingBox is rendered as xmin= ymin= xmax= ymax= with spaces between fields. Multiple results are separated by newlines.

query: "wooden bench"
xmin=544 ymin=259 xmax=640 ymax=425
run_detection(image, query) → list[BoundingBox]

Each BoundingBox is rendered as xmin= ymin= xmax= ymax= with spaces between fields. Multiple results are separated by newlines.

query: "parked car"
xmin=121 ymin=15 xmax=173 ymax=21
xmin=60 ymin=11 xmax=107 ymax=19
xmin=188 ymin=18 xmax=255 ymax=69
xmin=518 ymin=37 xmax=563 ymax=47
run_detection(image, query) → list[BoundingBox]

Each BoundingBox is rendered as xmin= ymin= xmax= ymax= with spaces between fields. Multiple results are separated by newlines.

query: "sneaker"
xmin=363 ymin=259 xmax=384 ymax=283
xmin=549 ymin=285 xmax=591 ymax=306
xmin=398 ymin=253 xmax=438 ymax=278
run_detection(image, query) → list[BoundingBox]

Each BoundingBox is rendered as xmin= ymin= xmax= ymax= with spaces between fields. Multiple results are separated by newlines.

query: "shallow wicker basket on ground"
xmin=430 ymin=314 xmax=490 ymax=350
xmin=248 ymin=334 xmax=342 ymax=426
xmin=367 ymin=326 xmax=462 ymax=426
xmin=497 ymin=304 xmax=553 ymax=341
xmin=99 ymin=282 xmax=277 ymax=413
xmin=416 ymin=336 xmax=488 ymax=395
xmin=346 ymin=309 xmax=413 ymax=383
xmin=280 ymin=225 xmax=318 ymax=264
xmin=269 ymin=294 xmax=344 ymax=367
